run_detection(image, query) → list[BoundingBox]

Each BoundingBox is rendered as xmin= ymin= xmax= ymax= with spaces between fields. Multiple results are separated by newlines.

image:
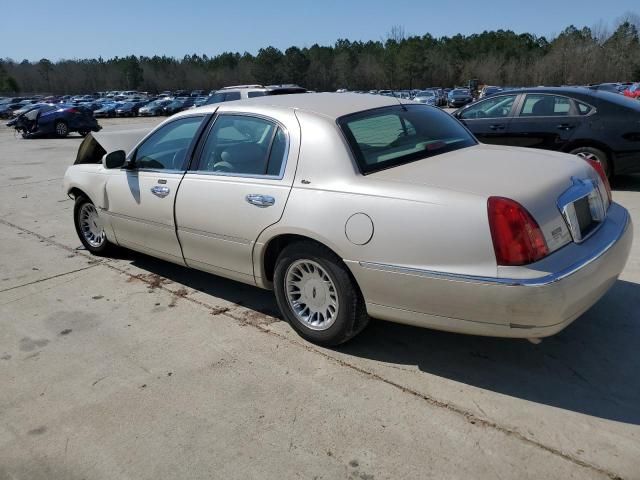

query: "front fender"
xmin=64 ymin=165 xmax=117 ymax=243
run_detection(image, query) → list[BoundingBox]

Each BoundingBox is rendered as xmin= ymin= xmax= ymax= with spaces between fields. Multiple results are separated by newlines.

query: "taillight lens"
xmin=583 ymin=157 xmax=612 ymax=205
xmin=488 ymin=197 xmax=549 ymax=266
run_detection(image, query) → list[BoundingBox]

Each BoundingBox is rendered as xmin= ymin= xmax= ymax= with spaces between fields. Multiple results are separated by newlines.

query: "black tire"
xmin=569 ymin=146 xmax=611 ymax=179
xmin=54 ymin=120 xmax=69 ymax=138
xmin=73 ymin=195 xmax=113 ymax=255
xmin=78 ymin=130 xmax=89 ymax=137
xmin=273 ymin=241 xmax=369 ymax=346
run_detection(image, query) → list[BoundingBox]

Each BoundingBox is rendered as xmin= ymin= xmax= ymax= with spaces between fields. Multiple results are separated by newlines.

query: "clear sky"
xmin=2 ymin=0 xmax=638 ymax=61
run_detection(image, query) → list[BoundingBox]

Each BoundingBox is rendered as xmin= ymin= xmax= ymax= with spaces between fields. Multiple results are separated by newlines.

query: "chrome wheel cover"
xmin=79 ymin=203 xmax=105 ymax=248
xmin=285 ymin=260 xmax=339 ymax=331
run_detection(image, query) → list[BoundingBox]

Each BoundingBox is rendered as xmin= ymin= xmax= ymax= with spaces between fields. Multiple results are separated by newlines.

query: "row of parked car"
xmin=0 ymin=85 xmax=311 ymax=123
xmin=347 ymin=81 xmax=640 ymax=108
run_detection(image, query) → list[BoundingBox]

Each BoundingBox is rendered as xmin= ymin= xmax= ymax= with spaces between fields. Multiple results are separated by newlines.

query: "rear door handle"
xmin=489 ymin=124 xmax=505 ymax=130
xmin=246 ymin=194 xmax=275 ymax=207
xmin=150 ymin=185 xmax=170 ymax=198
xmin=556 ymin=124 xmax=575 ymax=130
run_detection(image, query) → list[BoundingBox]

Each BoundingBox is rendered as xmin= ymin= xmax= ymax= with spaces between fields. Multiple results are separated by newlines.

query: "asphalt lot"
xmin=1 ymin=117 xmax=639 ymax=480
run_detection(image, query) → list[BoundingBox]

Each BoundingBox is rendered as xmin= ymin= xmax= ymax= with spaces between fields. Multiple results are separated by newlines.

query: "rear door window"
xmin=196 ymin=115 xmax=287 ymax=177
xmin=576 ymin=101 xmax=593 ymax=115
xmin=520 ymin=94 xmax=573 ymax=116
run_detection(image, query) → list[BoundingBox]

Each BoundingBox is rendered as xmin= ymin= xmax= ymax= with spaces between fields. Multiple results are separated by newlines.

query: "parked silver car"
xmin=63 ymin=94 xmax=632 ymax=345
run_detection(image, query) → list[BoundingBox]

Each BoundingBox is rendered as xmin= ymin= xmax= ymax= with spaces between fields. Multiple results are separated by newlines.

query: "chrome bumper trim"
xmin=359 ymin=207 xmax=630 ymax=288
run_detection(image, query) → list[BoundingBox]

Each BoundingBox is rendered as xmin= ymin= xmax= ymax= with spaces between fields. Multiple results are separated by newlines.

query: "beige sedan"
xmin=63 ymin=93 xmax=632 ymax=345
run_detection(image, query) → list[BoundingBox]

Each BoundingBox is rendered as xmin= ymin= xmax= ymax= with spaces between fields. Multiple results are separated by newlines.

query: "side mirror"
xmin=103 ymin=150 xmax=126 ymax=169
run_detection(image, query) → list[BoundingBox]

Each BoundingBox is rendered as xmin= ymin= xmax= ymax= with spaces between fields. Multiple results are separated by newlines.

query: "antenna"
xmin=391 ymin=89 xmax=408 ymax=111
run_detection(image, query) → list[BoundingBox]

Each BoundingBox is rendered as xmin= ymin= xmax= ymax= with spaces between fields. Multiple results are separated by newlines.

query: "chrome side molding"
xmin=359 ymin=206 xmax=629 ymax=288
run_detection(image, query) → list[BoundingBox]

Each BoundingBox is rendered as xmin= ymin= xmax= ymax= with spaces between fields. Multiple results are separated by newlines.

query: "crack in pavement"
xmin=0 ymin=264 xmax=103 ymax=294
xmin=0 ymin=216 xmax=625 ymax=480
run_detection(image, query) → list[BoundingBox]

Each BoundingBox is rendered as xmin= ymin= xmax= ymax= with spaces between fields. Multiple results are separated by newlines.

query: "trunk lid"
xmin=369 ymin=143 xmax=598 ymax=252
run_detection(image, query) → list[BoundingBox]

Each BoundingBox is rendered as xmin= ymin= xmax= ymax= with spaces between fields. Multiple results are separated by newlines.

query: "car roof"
xmin=185 ymin=92 xmax=404 ymax=120
xmin=499 ymin=86 xmax=594 ymax=95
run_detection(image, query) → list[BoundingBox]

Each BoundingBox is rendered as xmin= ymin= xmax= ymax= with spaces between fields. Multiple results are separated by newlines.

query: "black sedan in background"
xmin=94 ymin=103 xmax=122 ymax=118
xmin=448 ymin=89 xmax=473 ymax=108
xmin=163 ymin=97 xmax=195 ymax=115
xmin=138 ymin=99 xmax=172 ymax=116
xmin=453 ymin=87 xmax=640 ymax=177
xmin=115 ymin=100 xmax=149 ymax=117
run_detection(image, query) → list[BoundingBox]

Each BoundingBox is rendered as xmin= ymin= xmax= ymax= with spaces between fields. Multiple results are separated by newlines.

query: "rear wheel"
xmin=73 ymin=196 xmax=113 ymax=255
xmin=273 ymin=241 xmax=369 ymax=346
xmin=569 ymin=147 xmax=611 ymax=178
xmin=54 ymin=120 xmax=69 ymax=137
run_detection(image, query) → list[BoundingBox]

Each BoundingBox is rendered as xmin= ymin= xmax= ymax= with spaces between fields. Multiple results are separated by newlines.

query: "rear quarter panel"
xmin=254 ymin=111 xmax=497 ymax=287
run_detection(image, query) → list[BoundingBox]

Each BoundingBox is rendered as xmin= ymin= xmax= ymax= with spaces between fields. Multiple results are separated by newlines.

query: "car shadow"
xmin=337 ymin=279 xmax=640 ymax=425
xmin=612 ymin=174 xmax=640 ymax=192
xmin=123 ymin=251 xmax=279 ymax=317
xmin=118 ymin=249 xmax=640 ymax=424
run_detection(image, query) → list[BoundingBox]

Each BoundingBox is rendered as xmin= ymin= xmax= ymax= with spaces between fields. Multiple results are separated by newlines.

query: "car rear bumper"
xmin=347 ymin=203 xmax=632 ymax=338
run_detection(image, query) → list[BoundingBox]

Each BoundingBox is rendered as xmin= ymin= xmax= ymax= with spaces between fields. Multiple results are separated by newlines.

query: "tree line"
xmin=1 ymin=17 xmax=640 ymax=95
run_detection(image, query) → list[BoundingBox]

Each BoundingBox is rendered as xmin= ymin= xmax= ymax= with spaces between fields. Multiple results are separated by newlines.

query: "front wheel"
xmin=273 ymin=241 xmax=369 ymax=346
xmin=73 ymin=196 xmax=113 ymax=255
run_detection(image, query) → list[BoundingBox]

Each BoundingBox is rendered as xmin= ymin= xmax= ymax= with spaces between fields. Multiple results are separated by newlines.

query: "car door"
xmin=175 ymin=112 xmax=298 ymax=284
xmin=456 ymin=93 xmax=519 ymax=144
xmin=504 ymin=93 xmax=583 ymax=150
xmin=103 ymin=115 xmax=207 ymax=264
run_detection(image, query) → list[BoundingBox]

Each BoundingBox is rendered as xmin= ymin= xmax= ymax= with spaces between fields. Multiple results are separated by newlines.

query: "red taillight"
xmin=488 ymin=197 xmax=549 ymax=266
xmin=66 ymin=108 xmax=79 ymax=114
xmin=583 ymin=157 xmax=612 ymax=204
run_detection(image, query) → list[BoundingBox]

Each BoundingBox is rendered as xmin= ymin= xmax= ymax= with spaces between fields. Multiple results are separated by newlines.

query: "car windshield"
xmin=416 ymin=91 xmax=435 ymax=97
xmin=451 ymin=89 xmax=469 ymax=95
xmin=338 ymin=105 xmax=477 ymax=174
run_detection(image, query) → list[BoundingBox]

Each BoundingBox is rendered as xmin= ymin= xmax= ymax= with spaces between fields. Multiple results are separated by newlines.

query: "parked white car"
xmin=64 ymin=93 xmax=632 ymax=345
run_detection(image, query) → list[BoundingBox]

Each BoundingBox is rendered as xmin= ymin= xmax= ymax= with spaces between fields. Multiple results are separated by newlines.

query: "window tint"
xmin=134 ymin=116 xmax=203 ymax=170
xmin=577 ymin=102 xmax=593 ymax=115
xmin=197 ymin=115 xmax=286 ymax=176
xmin=225 ymin=92 xmax=241 ymax=101
xmin=248 ymin=91 xmax=266 ymax=98
xmin=520 ymin=94 xmax=571 ymax=116
xmin=267 ymin=128 xmax=287 ymax=176
xmin=339 ymin=105 xmax=476 ymax=174
xmin=459 ymin=94 xmax=517 ymax=119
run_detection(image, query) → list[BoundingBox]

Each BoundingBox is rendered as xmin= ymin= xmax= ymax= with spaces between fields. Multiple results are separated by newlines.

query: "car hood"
xmin=73 ymin=128 xmax=151 ymax=165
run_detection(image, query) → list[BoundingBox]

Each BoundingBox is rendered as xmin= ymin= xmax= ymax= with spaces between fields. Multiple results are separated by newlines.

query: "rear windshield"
xmin=338 ymin=105 xmax=476 ymax=174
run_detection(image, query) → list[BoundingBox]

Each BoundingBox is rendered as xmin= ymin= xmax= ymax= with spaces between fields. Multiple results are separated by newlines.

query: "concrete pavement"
xmin=1 ymin=118 xmax=639 ymax=479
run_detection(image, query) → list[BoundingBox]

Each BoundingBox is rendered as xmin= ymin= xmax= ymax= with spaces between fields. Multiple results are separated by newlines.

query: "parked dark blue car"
xmin=6 ymin=104 xmax=101 ymax=138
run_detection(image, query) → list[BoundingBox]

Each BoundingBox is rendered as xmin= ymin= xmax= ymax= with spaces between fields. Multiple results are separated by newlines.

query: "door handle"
xmin=489 ymin=124 xmax=505 ymax=130
xmin=556 ymin=124 xmax=575 ymax=130
xmin=150 ymin=185 xmax=170 ymax=198
xmin=246 ymin=194 xmax=275 ymax=208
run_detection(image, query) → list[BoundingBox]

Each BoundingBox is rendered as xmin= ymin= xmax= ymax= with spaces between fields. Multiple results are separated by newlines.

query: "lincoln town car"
xmin=63 ymin=93 xmax=633 ymax=345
